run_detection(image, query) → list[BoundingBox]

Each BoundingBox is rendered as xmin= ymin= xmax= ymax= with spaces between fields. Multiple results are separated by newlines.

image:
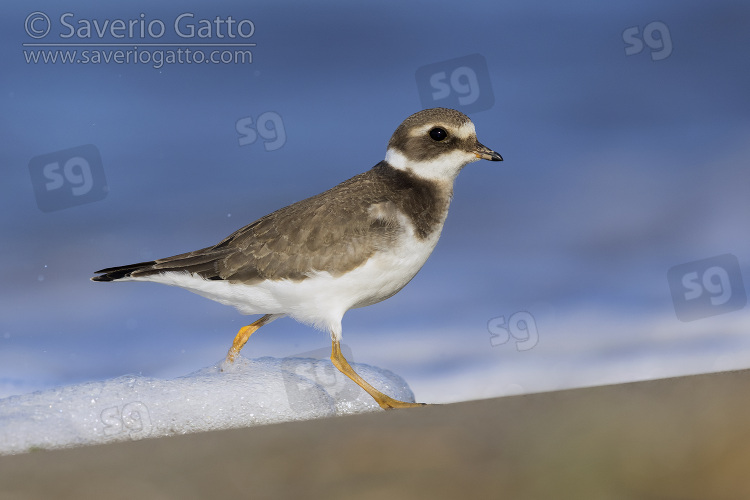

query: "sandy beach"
xmin=2 ymin=368 xmax=749 ymax=499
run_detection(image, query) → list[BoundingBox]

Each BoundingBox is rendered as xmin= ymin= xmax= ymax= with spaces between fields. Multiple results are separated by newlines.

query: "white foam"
xmin=0 ymin=356 xmax=415 ymax=455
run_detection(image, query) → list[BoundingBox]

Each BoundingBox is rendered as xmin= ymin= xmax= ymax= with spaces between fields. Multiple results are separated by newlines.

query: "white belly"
xmin=127 ymin=220 xmax=445 ymax=340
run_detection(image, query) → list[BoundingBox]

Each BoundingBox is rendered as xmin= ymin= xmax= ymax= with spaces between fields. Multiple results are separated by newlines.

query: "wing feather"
xmin=92 ymin=162 xmax=446 ymax=284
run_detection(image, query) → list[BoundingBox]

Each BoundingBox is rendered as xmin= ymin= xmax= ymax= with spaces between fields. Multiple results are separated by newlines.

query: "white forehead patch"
xmin=454 ymin=121 xmax=477 ymax=140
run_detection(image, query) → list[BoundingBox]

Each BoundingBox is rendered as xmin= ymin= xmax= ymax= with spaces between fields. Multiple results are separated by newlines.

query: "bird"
xmin=92 ymin=107 xmax=502 ymax=409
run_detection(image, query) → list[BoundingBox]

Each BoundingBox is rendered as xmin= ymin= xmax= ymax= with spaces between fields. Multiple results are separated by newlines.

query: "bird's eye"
xmin=429 ymin=127 xmax=448 ymax=141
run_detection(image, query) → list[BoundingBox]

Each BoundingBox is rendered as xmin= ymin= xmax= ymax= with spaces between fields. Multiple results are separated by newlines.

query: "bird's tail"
xmin=91 ymin=247 xmax=231 ymax=282
xmin=91 ymin=261 xmax=158 ymax=282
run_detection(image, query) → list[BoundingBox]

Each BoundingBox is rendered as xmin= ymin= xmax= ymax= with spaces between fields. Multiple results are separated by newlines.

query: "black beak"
xmin=474 ymin=142 xmax=503 ymax=161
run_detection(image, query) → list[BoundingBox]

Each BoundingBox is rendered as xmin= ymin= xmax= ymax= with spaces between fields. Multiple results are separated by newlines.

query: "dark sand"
xmin=2 ymin=368 xmax=750 ymax=499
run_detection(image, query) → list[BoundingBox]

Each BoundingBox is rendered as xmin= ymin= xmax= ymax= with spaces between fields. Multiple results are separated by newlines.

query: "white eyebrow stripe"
xmin=408 ymin=122 xmax=476 ymax=140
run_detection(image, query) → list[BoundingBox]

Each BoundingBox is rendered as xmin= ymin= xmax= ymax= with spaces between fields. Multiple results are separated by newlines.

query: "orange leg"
xmin=224 ymin=314 xmax=275 ymax=365
xmin=330 ymin=339 xmax=425 ymax=410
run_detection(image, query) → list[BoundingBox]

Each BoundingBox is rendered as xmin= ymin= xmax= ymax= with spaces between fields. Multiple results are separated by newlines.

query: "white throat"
xmin=384 ymin=148 xmax=479 ymax=184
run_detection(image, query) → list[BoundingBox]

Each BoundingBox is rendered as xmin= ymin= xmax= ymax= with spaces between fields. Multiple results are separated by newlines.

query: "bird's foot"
xmin=219 ymin=349 xmax=239 ymax=372
xmin=375 ymin=394 xmax=428 ymax=410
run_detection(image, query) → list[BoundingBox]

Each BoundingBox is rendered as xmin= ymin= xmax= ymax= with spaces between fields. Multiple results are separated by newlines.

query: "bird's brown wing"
xmin=92 ymin=164 xmax=419 ymax=284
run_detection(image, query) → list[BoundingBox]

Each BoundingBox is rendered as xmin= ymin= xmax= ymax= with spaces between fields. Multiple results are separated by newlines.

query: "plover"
xmin=92 ymin=108 xmax=502 ymax=409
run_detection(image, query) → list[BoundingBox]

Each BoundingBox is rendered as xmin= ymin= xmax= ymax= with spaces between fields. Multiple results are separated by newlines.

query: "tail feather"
xmin=91 ymin=261 xmax=158 ymax=282
xmin=91 ymin=248 xmax=231 ymax=282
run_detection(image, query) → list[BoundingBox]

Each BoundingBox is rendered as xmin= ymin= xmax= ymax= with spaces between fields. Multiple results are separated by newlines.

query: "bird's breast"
xmin=347 ymin=207 xmax=446 ymax=309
